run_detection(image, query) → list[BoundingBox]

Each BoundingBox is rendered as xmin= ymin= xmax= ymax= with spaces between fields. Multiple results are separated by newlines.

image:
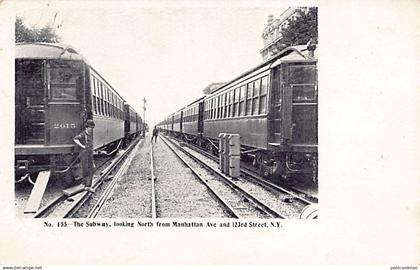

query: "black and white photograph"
xmin=0 ymin=0 xmax=418 ymax=268
xmin=14 ymin=6 xmax=318 ymax=219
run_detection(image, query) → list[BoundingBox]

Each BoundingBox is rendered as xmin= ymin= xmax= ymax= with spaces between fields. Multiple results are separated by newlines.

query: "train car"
xmin=136 ymin=113 xmax=144 ymax=137
xmin=90 ymin=66 xmax=126 ymax=155
xmin=204 ymin=45 xmax=317 ymax=183
xmin=181 ymin=97 xmax=204 ymax=139
xmin=15 ymin=42 xmax=140 ymax=182
xmin=124 ymin=103 xmax=141 ymax=142
xmin=159 ymin=44 xmax=317 ymax=184
xmin=171 ymin=109 xmax=183 ymax=135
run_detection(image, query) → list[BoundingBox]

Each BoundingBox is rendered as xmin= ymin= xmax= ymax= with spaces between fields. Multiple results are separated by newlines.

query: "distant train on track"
xmin=15 ymin=42 xmax=144 ymax=183
xmin=157 ymin=44 xmax=318 ymax=184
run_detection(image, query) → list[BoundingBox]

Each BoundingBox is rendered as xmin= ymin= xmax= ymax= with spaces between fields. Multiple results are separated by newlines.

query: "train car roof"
xmin=15 ymin=42 xmax=86 ymax=61
xmin=16 ymin=42 xmax=134 ymax=106
xmin=207 ymin=45 xmax=317 ymax=95
xmin=184 ymin=96 xmax=205 ymax=108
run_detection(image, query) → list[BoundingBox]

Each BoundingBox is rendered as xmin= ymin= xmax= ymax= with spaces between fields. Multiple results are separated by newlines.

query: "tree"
xmin=15 ymin=16 xmax=61 ymax=43
xmin=279 ymin=7 xmax=317 ymax=47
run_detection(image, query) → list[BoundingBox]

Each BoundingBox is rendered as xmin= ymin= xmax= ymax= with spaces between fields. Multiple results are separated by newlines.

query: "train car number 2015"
xmin=53 ymin=123 xmax=76 ymax=129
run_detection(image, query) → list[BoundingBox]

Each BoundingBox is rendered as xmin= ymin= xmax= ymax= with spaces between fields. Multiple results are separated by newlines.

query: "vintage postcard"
xmin=0 ymin=0 xmax=418 ymax=267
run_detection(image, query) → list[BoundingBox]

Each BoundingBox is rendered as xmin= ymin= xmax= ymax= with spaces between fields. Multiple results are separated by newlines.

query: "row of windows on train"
xmin=204 ymin=75 xmax=269 ymax=120
xmin=162 ymin=76 xmax=269 ymax=125
xmin=90 ymin=75 xmax=125 ymax=119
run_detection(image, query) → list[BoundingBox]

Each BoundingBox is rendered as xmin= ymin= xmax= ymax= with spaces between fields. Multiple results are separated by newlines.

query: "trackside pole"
xmin=24 ymin=170 xmax=51 ymax=214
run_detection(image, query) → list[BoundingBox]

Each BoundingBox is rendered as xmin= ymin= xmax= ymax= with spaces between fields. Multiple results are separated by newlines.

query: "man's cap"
xmin=85 ymin=119 xmax=95 ymax=128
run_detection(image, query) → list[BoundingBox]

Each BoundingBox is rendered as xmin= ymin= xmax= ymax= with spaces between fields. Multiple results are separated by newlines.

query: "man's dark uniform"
xmin=73 ymin=120 xmax=95 ymax=187
xmin=151 ymin=127 xmax=159 ymax=143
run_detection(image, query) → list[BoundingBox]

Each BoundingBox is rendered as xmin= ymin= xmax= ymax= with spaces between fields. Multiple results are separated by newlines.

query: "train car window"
xmin=212 ymin=98 xmax=215 ymax=119
xmin=213 ymin=98 xmax=215 ymax=119
xmin=210 ymin=99 xmax=214 ymax=119
xmin=209 ymin=99 xmax=212 ymax=119
xmin=214 ymin=98 xmax=217 ymax=119
xmin=260 ymin=76 xmax=269 ymax=114
xmin=217 ymin=96 xmax=221 ymax=119
xmin=234 ymin=88 xmax=239 ymax=117
xmin=48 ymin=61 xmax=81 ymax=100
xmin=230 ymin=90 xmax=234 ymax=117
xmin=195 ymin=106 xmax=198 ymax=121
xmin=221 ymin=95 xmax=224 ymax=118
xmin=225 ymin=93 xmax=228 ymax=118
xmin=246 ymin=82 xmax=253 ymax=115
xmin=98 ymin=97 xmax=101 ymax=115
xmin=292 ymin=85 xmax=316 ymax=101
xmin=95 ymin=80 xmax=98 ymax=98
xmin=223 ymin=93 xmax=228 ymax=118
xmin=239 ymin=85 xmax=246 ymax=116
xmin=101 ymin=99 xmax=105 ymax=116
xmin=91 ymin=77 xmax=94 ymax=95
xmin=207 ymin=100 xmax=210 ymax=120
xmin=260 ymin=76 xmax=268 ymax=95
xmin=93 ymin=97 xmax=97 ymax=115
xmin=253 ymin=79 xmax=261 ymax=115
xmin=220 ymin=95 xmax=224 ymax=118
xmin=227 ymin=92 xmax=231 ymax=118
xmin=215 ymin=97 xmax=218 ymax=119
xmin=289 ymin=65 xmax=315 ymax=84
xmin=204 ymin=101 xmax=207 ymax=120
xmin=208 ymin=100 xmax=211 ymax=120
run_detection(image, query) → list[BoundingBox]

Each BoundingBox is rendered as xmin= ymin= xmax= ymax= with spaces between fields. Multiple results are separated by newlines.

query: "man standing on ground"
xmin=151 ymin=126 xmax=159 ymax=143
xmin=73 ymin=119 xmax=95 ymax=193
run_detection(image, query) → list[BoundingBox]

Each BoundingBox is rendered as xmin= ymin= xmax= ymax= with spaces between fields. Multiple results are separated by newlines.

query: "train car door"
xmin=282 ymin=61 xmax=317 ymax=147
xmin=198 ymin=101 xmax=204 ymax=133
xmin=15 ymin=59 xmax=47 ymax=145
xmin=180 ymin=111 xmax=183 ymax=133
xmin=46 ymin=60 xmax=84 ymax=146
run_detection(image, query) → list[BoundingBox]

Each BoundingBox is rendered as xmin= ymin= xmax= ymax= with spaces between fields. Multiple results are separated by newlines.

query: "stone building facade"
xmin=260 ymin=7 xmax=309 ymax=61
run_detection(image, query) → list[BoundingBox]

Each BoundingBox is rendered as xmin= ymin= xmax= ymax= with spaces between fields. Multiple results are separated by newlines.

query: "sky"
xmin=16 ymin=2 xmax=287 ymax=126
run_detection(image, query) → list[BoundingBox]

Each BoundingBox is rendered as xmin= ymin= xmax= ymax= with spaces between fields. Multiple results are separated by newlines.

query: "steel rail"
xmin=167 ymin=134 xmax=316 ymax=205
xmin=33 ymin=138 xmax=141 ymax=218
xmin=161 ymin=135 xmax=284 ymax=218
xmin=86 ymin=141 xmax=138 ymax=218
xmin=160 ymin=135 xmax=240 ymax=218
xmin=150 ymin=145 xmax=157 ymax=219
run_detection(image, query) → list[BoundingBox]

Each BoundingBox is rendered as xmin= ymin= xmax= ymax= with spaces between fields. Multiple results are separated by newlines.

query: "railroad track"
xmin=150 ymin=144 xmax=157 ymax=218
xmin=32 ymin=138 xmax=142 ymax=218
xmin=160 ymin=135 xmax=285 ymax=219
xmin=162 ymin=134 xmax=317 ymax=218
xmin=165 ymin=134 xmax=318 ymax=204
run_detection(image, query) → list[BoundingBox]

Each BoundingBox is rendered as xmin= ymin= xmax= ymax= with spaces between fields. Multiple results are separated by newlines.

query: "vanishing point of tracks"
xmin=32 ymin=138 xmax=142 ymax=218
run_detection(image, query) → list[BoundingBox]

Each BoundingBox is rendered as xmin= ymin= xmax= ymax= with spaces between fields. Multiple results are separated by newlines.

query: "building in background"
xmin=260 ymin=7 xmax=310 ymax=61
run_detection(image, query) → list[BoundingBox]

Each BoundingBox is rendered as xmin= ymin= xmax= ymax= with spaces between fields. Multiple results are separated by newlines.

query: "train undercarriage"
xmin=164 ymin=130 xmax=318 ymax=186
